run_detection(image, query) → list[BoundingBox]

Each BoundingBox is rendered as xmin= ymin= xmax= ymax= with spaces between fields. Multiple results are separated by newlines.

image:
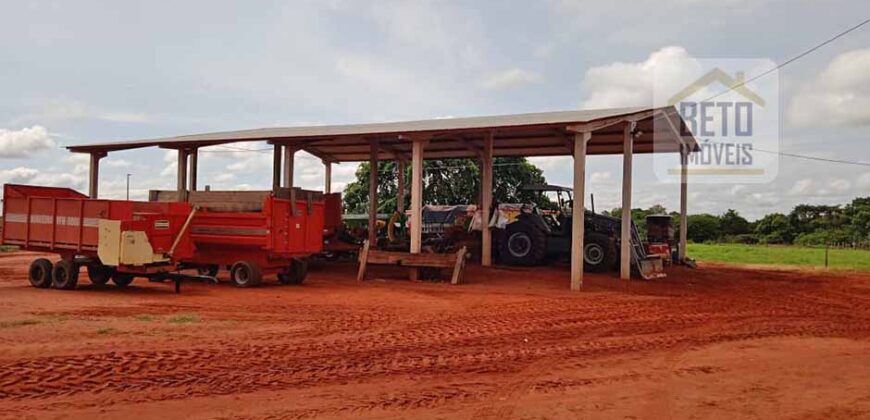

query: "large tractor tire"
xmin=51 ymin=260 xmax=79 ymax=290
xmin=277 ymin=258 xmax=308 ymax=285
xmin=230 ymin=261 xmax=262 ymax=287
xmin=28 ymin=258 xmax=53 ymax=288
xmin=111 ymin=272 xmax=135 ymax=288
xmin=87 ymin=264 xmax=114 ymax=285
xmin=584 ymin=232 xmax=617 ymax=273
xmin=499 ymin=220 xmax=547 ymax=266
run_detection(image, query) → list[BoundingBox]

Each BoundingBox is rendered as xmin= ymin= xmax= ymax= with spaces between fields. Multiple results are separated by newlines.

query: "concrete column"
xmin=324 ymin=160 xmax=332 ymax=194
xmin=283 ymin=146 xmax=297 ymax=189
xmin=177 ymin=149 xmax=189 ymax=202
xmin=188 ymin=148 xmax=198 ymax=192
xmin=571 ymin=132 xmax=590 ymax=291
xmin=480 ymin=132 xmax=494 ymax=267
xmin=620 ymin=123 xmax=634 ymax=280
xmin=396 ymin=159 xmax=406 ymax=213
xmin=88 ymin=152 xmax=104 ymax=199
xmin=679 ymin=145 xmax=689 ymax=262
xmin=410 ymin=138 xmax=424 ymax=254
xmin=368 ymin=140 xmax=379 ymax=246
xmin=272 ymin=144 xmax=282 ymax=192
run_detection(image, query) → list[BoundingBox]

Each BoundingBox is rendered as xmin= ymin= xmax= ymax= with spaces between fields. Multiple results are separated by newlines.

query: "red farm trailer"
xmin=2 ymin=184 xmax=326 ymax=290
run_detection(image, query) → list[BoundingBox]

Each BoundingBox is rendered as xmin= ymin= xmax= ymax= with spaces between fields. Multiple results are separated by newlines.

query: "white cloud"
xmin=590 ymin=171 xmax=612 ymax=184
xmin=479 ymin=68 xmax=542 ymax=91
xmin=39 ymin=98 xmax=150 ymax=124
xmin=580 ymin=46 xmax=699 ymax=108
xmin=0 ymin=126 xmax=55 ymax=158
xmin=788 ymin=48 xmax=870 ymax=127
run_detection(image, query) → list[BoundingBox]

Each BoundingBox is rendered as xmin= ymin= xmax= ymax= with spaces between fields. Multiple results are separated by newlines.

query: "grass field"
xmin=687 ymin=243 xmax=870 ymax=271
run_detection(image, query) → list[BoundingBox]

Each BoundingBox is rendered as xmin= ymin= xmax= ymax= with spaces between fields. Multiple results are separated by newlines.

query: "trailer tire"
xmin=111 ymin=273 xmax=134 ymax=288
xmin=584 ymin=232 xmax=616 ymax=273
xmin=51 ymin=260 xmax=79 ymax=290
xmin=499 ymin=220 xmax=547 ymax=266
xmin=230 ymin=261 xmax=262 ymax=287
xmin=278 ymin=258 xmax=308 ymax=285
xmin=29 ymin=258 xmax=53 ymax=288
xmin=87 ymin=265 xmax=114 ymax=285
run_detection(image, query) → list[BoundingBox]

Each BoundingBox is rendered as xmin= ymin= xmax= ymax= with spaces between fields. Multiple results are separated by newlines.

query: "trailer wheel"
xmin=51 ymin=260 xmax=79 ymax=290
xmin=111 ymin=273 xmax=134 ymax=288
xmin=28 ymin=258 xmax=53 ymax=288
xmin=87 ymin=265 xmax=114 ymax=285
xmin=230 ymin=261 xmax=262 ymax=287
xmin=584 ymin=232 xmax=616 ymax=273
xmin=499 ymin=220 xmax=547 ymax=266
xmin=278 ymin=258 xmax=308 ymax=285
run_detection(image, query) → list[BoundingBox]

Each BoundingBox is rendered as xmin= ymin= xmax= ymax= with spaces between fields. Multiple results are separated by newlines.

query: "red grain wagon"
xmin=2 ymin=184 xmax=326 ymax=290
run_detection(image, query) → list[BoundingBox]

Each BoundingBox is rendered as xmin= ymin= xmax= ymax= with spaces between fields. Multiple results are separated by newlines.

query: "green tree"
xmin=686 ymin=214 xmax=721 ymax=243
xmin=719 ymin=209 xmax=751 ymax=236
xmin=342 ymin=157 xmax=550 ymax=214
xmin=754 ymin=212 xmax=794 ymax=244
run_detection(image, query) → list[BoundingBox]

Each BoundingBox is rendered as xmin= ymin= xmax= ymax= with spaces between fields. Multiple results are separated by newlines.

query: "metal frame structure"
xmin=68 ymin=106 xmax=698 ymax=290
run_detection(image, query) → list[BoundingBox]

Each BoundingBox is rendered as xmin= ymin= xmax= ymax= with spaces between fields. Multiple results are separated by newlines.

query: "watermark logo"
xmin=653 ymin=59 xmax=779 ymax=184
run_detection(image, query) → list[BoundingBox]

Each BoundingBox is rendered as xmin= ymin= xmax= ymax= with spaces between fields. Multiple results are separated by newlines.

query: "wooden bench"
xmin=356 ymin=241 xmax=468 ymax=285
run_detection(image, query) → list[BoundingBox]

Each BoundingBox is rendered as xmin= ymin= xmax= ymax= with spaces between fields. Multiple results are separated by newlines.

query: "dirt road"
xmin=0 ymin=251 xmax=868 ymax=419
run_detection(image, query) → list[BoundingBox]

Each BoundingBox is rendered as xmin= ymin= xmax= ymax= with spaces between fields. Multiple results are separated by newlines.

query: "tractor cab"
xmin=521 ymin=184 xmax=575 ymax=235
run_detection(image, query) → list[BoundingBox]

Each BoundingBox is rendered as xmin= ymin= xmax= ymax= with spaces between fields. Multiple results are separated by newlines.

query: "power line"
xmin=704 ymin=16 xmax=870 ymax=103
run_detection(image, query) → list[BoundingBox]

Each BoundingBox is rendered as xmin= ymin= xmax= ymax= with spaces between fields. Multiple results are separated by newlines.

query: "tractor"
xmin=494 ymin=184 xmax=665 ymax=279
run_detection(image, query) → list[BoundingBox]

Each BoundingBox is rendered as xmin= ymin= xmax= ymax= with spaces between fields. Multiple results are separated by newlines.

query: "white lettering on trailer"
xmin=4 ymin=213 xmax=100 ymax=227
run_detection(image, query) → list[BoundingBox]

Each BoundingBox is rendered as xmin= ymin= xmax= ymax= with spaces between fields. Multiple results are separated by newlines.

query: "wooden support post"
xmin=283 ymin=146 xmax=296 ymax=189
xmin=368 ymin=140 xmax=379 ymax=246
xmin=87 ymin=152 xmax=105 ymax=199
xmin=679 ymin=145 xmax=689 ymax=262
xmin=177 ymin=149 xmax=189 ymax=202
xmin=189 ymin=148 xmax=198 ymax=192
xmin=481 ymin=132 xmax=494 ymax=267
xmin=571 ymin=132 xmax=590 ymax=291
xmin=410 ymin=138 xmax=424 ymax=254
xmin=324 ymin=160 xmax=332 ymax=194
xmin=396 ymin=159 xmax=406 ymax=213
xmin=272 ymin=144 xmax=282 ymax=192
xmin=620 ymin=123 xmax=635 ymax=280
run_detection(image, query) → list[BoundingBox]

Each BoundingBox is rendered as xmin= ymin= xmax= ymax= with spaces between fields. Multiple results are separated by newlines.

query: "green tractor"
xmin=494 ymin=185 xmax=665 ymax=279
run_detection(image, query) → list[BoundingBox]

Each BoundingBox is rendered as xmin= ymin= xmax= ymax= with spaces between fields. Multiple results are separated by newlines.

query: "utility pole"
xmin=126 ymin=173 xmax=131 ymax=200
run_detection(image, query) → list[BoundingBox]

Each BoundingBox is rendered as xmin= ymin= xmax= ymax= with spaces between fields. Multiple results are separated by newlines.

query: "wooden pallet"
xmin=356 ymin=241 xmax=468 ymax=285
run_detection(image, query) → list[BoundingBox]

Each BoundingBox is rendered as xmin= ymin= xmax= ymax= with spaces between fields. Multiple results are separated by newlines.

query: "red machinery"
xmin=2 ymin=184 xmax=325 ymax=290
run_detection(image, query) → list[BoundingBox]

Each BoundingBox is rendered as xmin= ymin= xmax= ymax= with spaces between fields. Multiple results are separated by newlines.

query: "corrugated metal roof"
xmin=67 ymin=106 xmax=696 ymax=161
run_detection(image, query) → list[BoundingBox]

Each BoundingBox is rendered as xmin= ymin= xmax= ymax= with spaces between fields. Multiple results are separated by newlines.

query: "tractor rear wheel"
xmin=230 ymin=261 xmax=262 ymax=287
xmin=111 ymin=272 xmax=135 ymax=288
xmin=87 ymin=264 xmax=114 ymax=285
xmin=584 ymin=232 xmax=616 ymax=272
xmin=29 ymin=258 xmax=53 ymax=288
xmin=277 ymin=258 xmax=308 ymax=285
xmin=499 ymin=220 xmax=547 ymax=266
xmin=51 ymin=260 xmax=79 ymax=290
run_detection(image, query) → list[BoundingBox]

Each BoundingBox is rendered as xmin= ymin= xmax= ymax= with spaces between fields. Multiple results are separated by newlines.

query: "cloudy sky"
xmin=2 ymin=0 xmax=869 ymax=219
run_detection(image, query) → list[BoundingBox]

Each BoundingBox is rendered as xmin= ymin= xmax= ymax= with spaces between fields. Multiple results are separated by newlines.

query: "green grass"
xmin=687 ymin=243 xmax=870 ymax=271
xmin=168 ymin=314 xmax=200 ymax=324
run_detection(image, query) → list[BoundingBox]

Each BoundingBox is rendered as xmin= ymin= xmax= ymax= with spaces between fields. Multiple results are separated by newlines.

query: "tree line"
xmin=611 ymin=198 xmax=870 ymax=247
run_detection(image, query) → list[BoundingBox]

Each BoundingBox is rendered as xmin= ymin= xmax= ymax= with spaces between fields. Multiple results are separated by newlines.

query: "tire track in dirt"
xmin=1 ymin=290 xmax=866 ymax=410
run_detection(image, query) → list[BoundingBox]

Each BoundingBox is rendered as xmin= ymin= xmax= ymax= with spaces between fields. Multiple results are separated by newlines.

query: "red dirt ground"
xmin=0 ymin=251 xmax=868 ymax=419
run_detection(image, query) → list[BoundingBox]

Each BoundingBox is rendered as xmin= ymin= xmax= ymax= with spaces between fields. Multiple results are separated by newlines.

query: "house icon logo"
xmin=667 ymin=68 xmax=766 ymax=107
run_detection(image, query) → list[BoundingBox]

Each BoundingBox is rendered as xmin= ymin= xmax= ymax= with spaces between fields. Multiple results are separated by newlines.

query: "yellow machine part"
xmin=97 ymin=219 xmax=167 ymax=266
